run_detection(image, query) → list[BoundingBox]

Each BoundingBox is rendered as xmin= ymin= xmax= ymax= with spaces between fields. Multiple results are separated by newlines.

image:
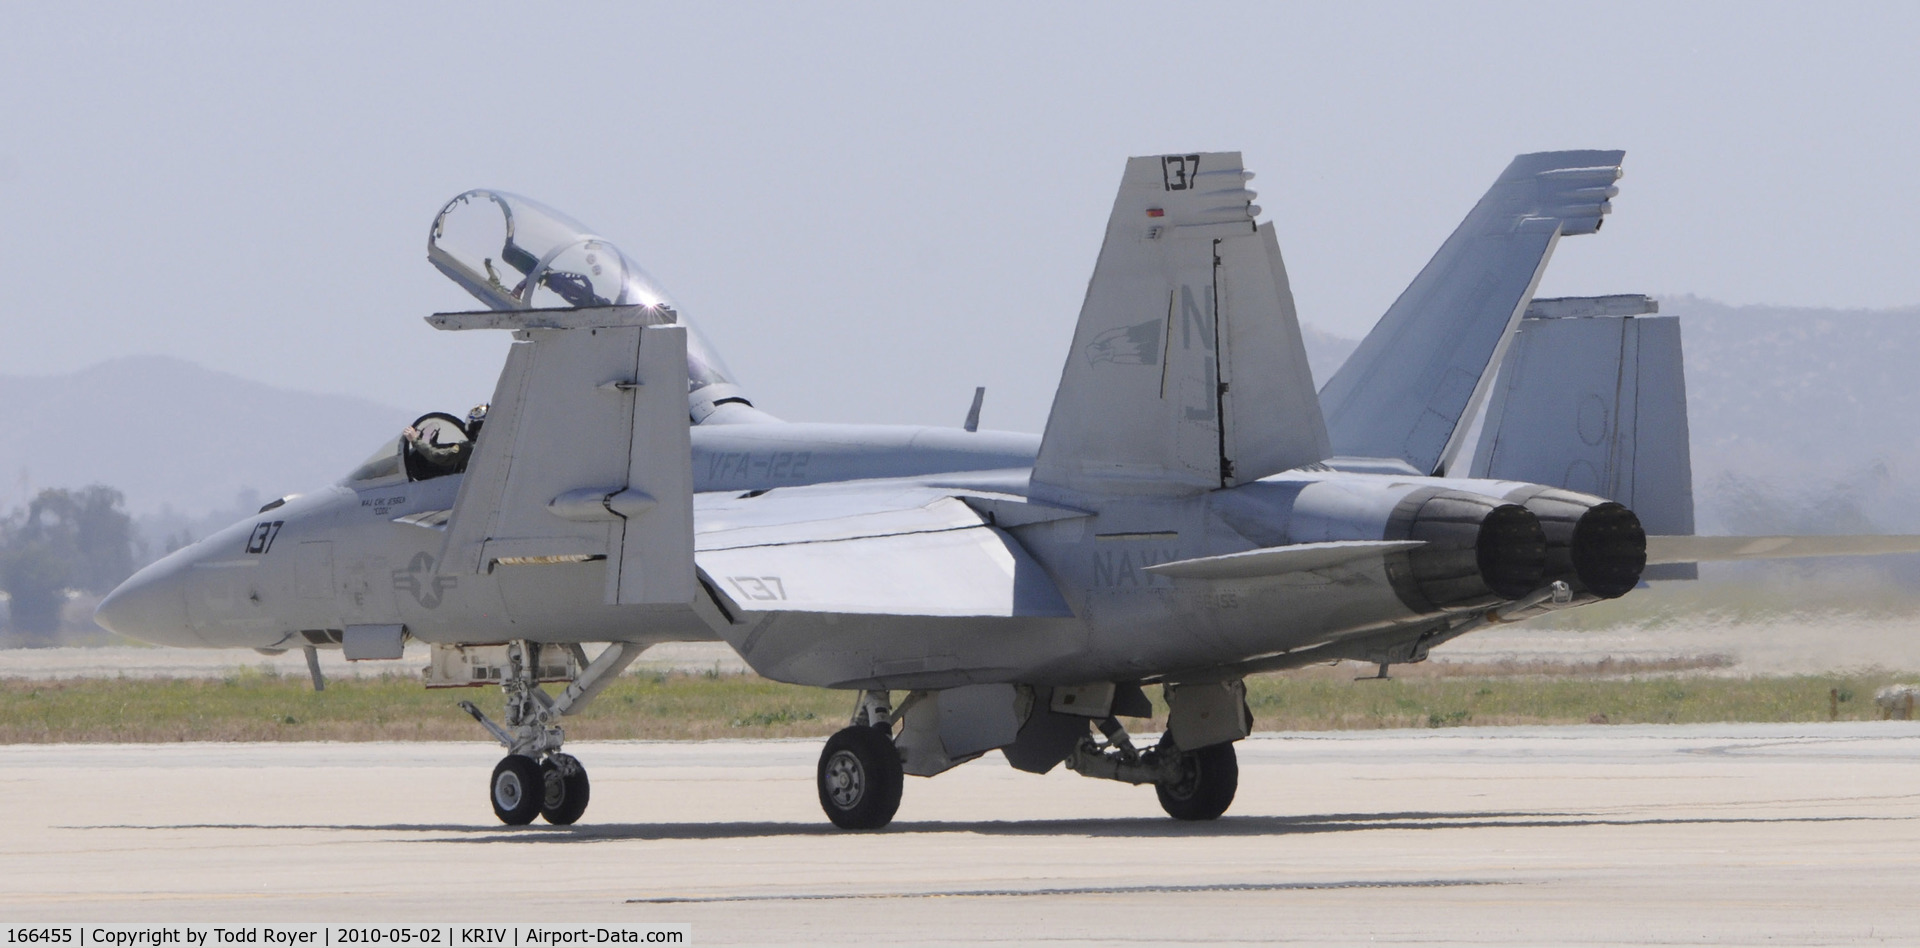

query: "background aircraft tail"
xmin=1031 ymin=152 xmax=1327 ymax=498
xmin=1319 ymin=150 xmax=1626 ymax=475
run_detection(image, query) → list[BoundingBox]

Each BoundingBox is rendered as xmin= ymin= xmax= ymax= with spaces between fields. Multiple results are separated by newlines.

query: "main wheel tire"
xmin=817 ymin=725 xmax=904 ymax=830
xmin=539 ymin=754 xmax=591 ymax=826
xmin=1155 ymin=742 xmax=1238 ymax=821
xmin=490 ymin=754 xmax=544 ymax=825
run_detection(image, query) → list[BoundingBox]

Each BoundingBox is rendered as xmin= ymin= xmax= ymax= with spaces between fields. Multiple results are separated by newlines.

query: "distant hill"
xmin=0 ymin=356 xmax=406 ymax=519
xmin=8 ymin=299 xmax=1917 ymax=541
xmin=1662 ymin=297 xmax=1920 ymax=536
xmin=1299 ymin=323 xmax=1359 ymax=391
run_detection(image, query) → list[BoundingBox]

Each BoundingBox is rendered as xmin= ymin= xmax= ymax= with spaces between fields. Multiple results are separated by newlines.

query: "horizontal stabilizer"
xmin=1645 ymin=534 xmax=1920 ymax=565
xmin=1322 ymin=150 xmax=1626 ymax=475
xmin=1145 ymin=540 xmax=1425 ymax=581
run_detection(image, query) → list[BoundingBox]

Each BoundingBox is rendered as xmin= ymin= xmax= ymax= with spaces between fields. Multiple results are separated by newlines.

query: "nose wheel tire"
xmin=817 ymin=725 xmax=904 ymax=830
xmin=539 ymin=754 xmax=591 ymax=825
xmin=490 ymin=754 xmax=545 ymax=825
xmin=1155 ymin=742 xmax=1238 ymax=821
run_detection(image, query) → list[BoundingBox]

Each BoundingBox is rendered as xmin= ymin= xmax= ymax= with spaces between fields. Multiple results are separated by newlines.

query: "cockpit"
xmin=345 ymin=411 xmax=476 ymax=485
xmin=427 ymin=190 xmax=756 ymax=418
xmin=346 ymin=190 xmax=772 ymax=489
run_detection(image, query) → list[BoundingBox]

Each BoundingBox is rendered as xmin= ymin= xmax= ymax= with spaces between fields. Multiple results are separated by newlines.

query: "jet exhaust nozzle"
xmin=1501 ymin=487 xmax=1648 ymax=600
xmin=1390 ymin=491 xmax=1548 ymax=611
xmin=1569 ymin=502 xmax=1647 ymax=599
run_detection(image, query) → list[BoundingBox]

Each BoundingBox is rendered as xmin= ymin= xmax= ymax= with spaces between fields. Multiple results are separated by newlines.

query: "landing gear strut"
xmin=817 ymin=690 xmax=903 ymax=829
xmin=1065 ymin=715 xmax=1241 ymax=821
xmin=460 ymin=640 xmax=638 ymax=826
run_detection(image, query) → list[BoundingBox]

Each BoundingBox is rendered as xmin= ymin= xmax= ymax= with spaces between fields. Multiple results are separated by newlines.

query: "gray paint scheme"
xmin=92 ymin=154 xmax=1920 ymax=822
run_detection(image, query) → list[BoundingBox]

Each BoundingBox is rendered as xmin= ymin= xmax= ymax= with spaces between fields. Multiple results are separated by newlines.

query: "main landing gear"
xmin=460 ymin=640 xmax=640 ymax=826
xmin=816 ymin=690 xmax=904 ymax=830
xmin=808 ymin=688 xmax=1241 ymax=830
xmin=1066 ymin=715 xmax=1240 ymax=822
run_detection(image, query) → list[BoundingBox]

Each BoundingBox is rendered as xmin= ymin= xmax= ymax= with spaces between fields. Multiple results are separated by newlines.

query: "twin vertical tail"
xmin=1031 ymin=152 xmax=1329 ymax=499
xmin=1318 ymin=150 xmax=1628 ymax=475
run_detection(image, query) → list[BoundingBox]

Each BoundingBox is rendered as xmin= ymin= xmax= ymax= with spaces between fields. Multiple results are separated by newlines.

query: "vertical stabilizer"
xmin=1471 ymin=303 xmax=1695 ymax=574
xmin=1320 ymin=150 xmax=1626 ymax=474
xmin=1032 ymin=153 xmax=1327 ymax=498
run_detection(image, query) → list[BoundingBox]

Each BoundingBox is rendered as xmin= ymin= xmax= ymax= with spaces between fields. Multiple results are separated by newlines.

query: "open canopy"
xmin=427 ymin=190 xmax=743 ymax=401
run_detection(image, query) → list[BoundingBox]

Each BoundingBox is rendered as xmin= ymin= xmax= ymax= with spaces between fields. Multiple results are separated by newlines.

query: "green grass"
xmin=0 ymin=659 xmax=1912 ymax=743
xmin=0 ymin=667 xmax=852 ymax=743
xmin=1234 ymin=666 xmax=1895 ymax=730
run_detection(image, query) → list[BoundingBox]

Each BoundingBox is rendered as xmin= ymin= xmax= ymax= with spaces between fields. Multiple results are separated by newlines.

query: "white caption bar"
xmin=2 ymin=928 xmax=688 ymax=948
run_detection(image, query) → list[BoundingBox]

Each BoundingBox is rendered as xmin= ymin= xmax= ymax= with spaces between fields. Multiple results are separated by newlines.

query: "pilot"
xmin=402 ymin=404 xmax=488 ymax=477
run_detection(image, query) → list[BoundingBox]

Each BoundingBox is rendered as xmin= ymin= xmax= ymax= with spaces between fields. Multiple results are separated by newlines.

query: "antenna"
xmin=963 ymin=387 xmax=986 ymax=433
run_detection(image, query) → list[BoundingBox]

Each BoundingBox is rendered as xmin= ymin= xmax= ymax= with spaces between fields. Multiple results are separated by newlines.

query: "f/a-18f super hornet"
xmin=96 ymin=153 xmax=1920 ymax=830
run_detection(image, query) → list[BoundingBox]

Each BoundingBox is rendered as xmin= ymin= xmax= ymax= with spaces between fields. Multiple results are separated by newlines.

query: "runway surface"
xmin=5 ymin=724 xmax=1919 ymax=945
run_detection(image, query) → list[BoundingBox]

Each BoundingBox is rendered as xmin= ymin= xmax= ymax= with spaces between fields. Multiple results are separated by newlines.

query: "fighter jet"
xmin=95 ymin=153 xmax=1920 ymax=830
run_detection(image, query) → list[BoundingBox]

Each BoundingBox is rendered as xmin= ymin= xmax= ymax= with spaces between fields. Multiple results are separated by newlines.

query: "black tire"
xmin=539 ymin=754 xmax=591 ymax=826
xmin=817 ymin=725 xmax=904 ymax=830
xmin=1155 ymin=742 xmax=1238 ymax=821
xmin=489 ymin=754 xmax=544 ymax=825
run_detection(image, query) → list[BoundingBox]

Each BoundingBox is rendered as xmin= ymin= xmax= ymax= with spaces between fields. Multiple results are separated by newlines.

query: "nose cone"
xmin=94 ymin=557 xmax=197 ymax=646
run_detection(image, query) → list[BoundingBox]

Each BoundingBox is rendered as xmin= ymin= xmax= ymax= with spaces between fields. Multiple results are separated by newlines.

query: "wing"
xmin=1321 ymin=151 xmax=1626 ymax=475
xmin=694 ymin=487 xmax=1073 ymax=618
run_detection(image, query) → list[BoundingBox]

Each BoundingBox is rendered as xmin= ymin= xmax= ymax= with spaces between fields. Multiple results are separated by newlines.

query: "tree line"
xmin=0 ymin=485 xmax=139 ymax=643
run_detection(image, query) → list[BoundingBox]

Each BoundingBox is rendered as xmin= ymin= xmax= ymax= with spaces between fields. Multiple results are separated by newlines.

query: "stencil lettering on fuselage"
xmin=706 ymin=451 xmax=812 ymax=483
xmin=1091 ymin=548 xmax=1182 ymax=588
xmin=244 ymin=520 xmax=283 ymax=554
xmin=361 ymin=494 xmax=406 ymax=516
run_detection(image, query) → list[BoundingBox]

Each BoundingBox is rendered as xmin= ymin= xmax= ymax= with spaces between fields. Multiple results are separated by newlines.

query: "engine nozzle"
xmin=1387 ymin=490 xmax=1548 ymax=611
xmin=1500 ymin=487 xmax=1648 ymax=600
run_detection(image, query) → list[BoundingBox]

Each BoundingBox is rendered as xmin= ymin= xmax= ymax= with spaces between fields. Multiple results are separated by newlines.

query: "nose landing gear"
xmin=539 ymin=753 xmax=591 ymax=825
xmin=460 ymin=640 xmax=639 ymax=826
xmin=489 ymin=754 xmax=544 ymax=825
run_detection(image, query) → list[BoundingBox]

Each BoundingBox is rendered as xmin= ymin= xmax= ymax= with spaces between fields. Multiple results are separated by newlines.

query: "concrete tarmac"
xmin=4 ymin=724 xmax=1919 ymax=945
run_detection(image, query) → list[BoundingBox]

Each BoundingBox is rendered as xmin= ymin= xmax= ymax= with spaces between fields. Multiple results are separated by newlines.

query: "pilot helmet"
xmin=467 ymin=404 xmax=490 ymax=425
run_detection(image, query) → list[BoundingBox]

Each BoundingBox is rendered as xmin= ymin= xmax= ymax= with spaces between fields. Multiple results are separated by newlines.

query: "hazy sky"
xmin=5 ymin=3 xmax=1918 ymax=435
